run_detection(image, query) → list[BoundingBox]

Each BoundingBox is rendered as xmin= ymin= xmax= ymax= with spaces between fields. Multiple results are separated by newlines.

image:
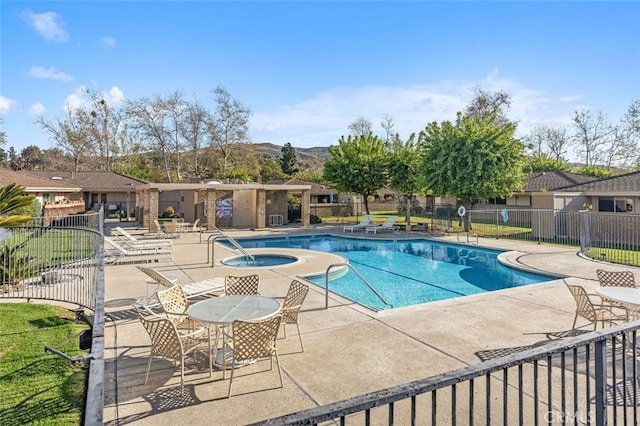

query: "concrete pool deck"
xmin=102 ymin=223 xmax=640 ymax=425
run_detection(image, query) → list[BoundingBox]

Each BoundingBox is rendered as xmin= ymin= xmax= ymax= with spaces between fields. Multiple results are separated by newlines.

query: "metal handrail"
xmin=324 ymin=262 xmax=393 ymax=309
xmin=207 ymin=232 xmax=255 ymax=267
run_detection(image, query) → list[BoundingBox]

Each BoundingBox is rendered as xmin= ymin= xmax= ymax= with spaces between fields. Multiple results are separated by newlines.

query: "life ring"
xmin=457 ymin=205 xmax=466 ymax=217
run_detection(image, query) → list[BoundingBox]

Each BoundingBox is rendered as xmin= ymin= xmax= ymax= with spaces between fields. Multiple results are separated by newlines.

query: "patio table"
xmin=595 ymin=286 xmax=640 ymax=320
xmin=187 ymin=295 xmax=281 ymax=374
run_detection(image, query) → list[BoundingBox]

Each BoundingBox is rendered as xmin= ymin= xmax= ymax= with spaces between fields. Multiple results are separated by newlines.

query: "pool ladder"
xmin=324 ymin=263 xmax=393 ymax=310
xmin=207 ymin=230 xmax=255 ymax=267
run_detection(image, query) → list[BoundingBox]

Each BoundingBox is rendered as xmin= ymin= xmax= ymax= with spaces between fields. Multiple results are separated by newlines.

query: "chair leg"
xmin=144 ymin=355 xmax=153 ymax=384
xmin=227 ymin=363 xmax=236 ymax=398
xmin=296 ymin=323 xmax=304 ymax=352
xmin=571 ymin=314 xmax=578 ymax=331
xmin=274 ymin=352 xmax=283 ymax=389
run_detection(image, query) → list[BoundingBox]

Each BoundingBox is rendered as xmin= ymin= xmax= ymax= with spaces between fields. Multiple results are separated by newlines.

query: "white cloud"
xmin=251 ymin=73 xmax=588 ymax=147
xmin=63 ymin=85 xmax=125 ymax=113
xmin=21 ymin=10 xmax=69 ymax=42
xmin=0 ymin=96 xmax=17 ymax=114
xmin=107 ymin=86 xmax=125 ymax=105
xmin=28 ymin=102 xmax=46 ymax=116
xmin=28 ymin=66 xmax=74 ymax=81
xmin=101 ymin=36 xmax=116 ymax=48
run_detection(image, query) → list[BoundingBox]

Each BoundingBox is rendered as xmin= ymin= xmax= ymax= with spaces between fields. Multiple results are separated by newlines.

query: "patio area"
xmin=101 ymin=224 xmax=640 ymax=424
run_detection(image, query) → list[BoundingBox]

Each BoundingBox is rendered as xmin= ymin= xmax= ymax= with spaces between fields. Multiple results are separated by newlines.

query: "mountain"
xmin=254 ymin=143 xmax=331 ymax=162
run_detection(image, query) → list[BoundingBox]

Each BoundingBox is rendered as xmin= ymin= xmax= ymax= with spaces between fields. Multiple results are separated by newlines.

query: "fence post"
xmin=537 ymin=210 xmax=541 ymax=245
xmin=593 ymin=339 xmax=607 ymax=425
xmin=495 ymin=209 xmax=500 ymax=239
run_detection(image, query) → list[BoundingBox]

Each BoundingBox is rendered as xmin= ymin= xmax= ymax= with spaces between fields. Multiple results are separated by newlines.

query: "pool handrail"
xmin=207 ymin=232 xmax=255 ymax=267
xmin=324 ymin=262 xmax=393 ymax=310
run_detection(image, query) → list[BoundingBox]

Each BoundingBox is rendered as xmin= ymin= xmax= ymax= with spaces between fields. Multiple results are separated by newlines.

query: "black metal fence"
xmin=257 ymin=322 xmax=640 ymax=425
xmin=362 ymin=206 xmax=640 ymax=267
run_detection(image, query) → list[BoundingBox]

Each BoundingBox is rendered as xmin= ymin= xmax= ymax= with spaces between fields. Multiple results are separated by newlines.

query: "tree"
xmin=259 ymin=155 xmax=286 ymax=181
xmin=36 ymin=107 xmax=93 ymax=171
xmin=0 ymin=183 xmax=36 ymax=226
xmin=525 ymin=153 xmax=569 ymax=172
xmin=572 ymin=109 xmax=613 ymax=167
xmin=18 ymin=146 xmax=44 ymax=170
xmin=421 ymin=112 xmax=526 ymax=231
xmin=323 ymin=133 xmax=389 ymax=215
xmin=0 ymin=118 xmax=6 ymax=150
xmin=84 ymin=89 xmax=127 ymax=171
xmin=524 ymin=124 xmax=570 ymax=161
xmin=347 ymin=117 xmax=373 ymax=137
xmin=126 ymin=93 xmax=186 ymax=182
xmin=207 ymin=86 xmax=251 ymax=173
xmin=464 ymin=87 xmax=514 ymax=127
xmin=280 ymin=142 xmax=300 ymax=176
xmin=180 ymin=99 xmax=210 ymax=177
xmin=380 ymin=114 xmax=396 ymax=142
xmin=387 ymin=133 xmax=426 ymax=231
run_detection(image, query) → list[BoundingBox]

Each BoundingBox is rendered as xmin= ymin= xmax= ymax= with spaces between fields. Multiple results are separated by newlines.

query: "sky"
xmin=1 ymin=1 xmax=639 ymax=157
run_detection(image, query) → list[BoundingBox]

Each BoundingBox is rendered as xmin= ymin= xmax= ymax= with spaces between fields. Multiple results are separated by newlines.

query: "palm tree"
xmin=0 ymin=183 xmax=36 ymax=285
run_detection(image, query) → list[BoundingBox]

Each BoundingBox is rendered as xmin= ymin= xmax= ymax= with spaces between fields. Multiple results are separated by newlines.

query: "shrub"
xmin=310 ymin=215 xmax=322 ymax=224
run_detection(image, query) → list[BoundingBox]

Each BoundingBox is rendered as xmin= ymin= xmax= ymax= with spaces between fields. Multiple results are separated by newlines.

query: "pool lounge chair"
xmin=365 ymin=216 xmax=400 ymax=235
xmin=104 ymin=236 xmax=173 ymax=264
xmin=112 ymin=227 xmax=173 ymax=247
xmin=343 ymin=215 xmax=373 ymax=233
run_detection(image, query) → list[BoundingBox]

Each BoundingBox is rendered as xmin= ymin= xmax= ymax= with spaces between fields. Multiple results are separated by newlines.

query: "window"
xmin=598 ymin=197 xmax=633 ymax=212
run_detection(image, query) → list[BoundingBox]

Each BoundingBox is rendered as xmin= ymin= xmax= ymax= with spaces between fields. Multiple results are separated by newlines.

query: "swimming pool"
xmin=232 ymin=235 xmax=554 ymax=311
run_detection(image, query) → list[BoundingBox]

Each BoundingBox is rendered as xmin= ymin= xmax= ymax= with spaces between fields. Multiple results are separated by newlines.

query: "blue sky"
xmin=1 ymin=1 xmax=639 ymax=156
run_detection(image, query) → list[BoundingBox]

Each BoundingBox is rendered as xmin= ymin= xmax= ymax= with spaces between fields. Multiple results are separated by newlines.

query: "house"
xmin=26 ymin=171 xmax=148 ymax=218
xmin=556 ymin=170 xmax=640 ymax=214
xmin=0 ymin=168 xmax=85 ymax=219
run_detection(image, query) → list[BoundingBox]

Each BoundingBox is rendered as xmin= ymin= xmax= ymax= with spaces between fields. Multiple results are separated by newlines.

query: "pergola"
xmin=135 ymin=182 xmax=311 ymax=233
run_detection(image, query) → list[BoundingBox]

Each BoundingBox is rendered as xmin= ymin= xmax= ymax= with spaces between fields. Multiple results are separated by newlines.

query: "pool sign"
xmin=216 ymin=198 xmax=232 ymax=218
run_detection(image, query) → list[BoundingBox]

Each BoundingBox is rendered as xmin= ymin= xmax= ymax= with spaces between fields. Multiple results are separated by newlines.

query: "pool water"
xmin=222 ymin=254 xmax=297 ymax=267
xmin=233 ymin=235 xmax=554 ymax=311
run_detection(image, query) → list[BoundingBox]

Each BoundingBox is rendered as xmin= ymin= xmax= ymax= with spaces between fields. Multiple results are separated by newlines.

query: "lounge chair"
xmin=365 ymin=216 xmax=400 ymax=235
xmin=136 ymin=265 xmax=225 ymax=300
xmin=112 ymin=227 xmax=173 ymax=247
xmin=343 ymin=215 xmax=373 ymax=233
xmin=104 ymin=236 xmax=173 ymax=264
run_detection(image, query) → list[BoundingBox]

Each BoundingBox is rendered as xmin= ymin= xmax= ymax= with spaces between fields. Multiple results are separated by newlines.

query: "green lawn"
xmin=0 ymin=303 xmax=89 ymax=425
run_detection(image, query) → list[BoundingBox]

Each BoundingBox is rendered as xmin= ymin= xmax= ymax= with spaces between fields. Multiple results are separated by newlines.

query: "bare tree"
xmin=180 ymin=99 xmax=210 ymax=177
xmin=35 ymin=107 xmax=93 ymax=171
xmin=126 ymin=94 xmax=179 ymax=182
xmin=572 ymin=109 xmax=613 ymax=167
xmin=525 ymin=124 xmax=570 ymax=161
xmin=206 ymin=87 xmax=251 ymax=174
xmin=84 ymin=89 xmax=127 ymax=171
xmin=348 ymin=117 xmax=373 ymax=137
xmin=380 ymin=114 xmax=396 ymax=142
xmin=464 ymin=87 xmax=514 ymax=126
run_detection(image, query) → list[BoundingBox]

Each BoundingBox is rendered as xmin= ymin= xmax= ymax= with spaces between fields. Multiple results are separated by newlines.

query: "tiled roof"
xmin=26 ymin=171 xmax=147 ymax=192
xmin=0 ymin=168 xmax=79 ymax=191
xmin=558 ymin=170 xmax=640 ymax=192
xmin=523 ymin=171 xmax=598 ymax=192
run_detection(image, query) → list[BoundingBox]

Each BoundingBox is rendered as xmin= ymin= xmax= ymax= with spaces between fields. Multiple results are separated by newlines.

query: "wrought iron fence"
xmin=384 ymin=207 xmax=640 ymax=267
xmin=256 ymin=322 xmax=640 ymax=425
xmin=0 ymin=210 xmax=105 ymax=425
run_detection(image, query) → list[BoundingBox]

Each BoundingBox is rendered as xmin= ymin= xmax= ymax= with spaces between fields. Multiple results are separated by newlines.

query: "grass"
xmin=0 ymin=303 xmax=90 ymax=426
